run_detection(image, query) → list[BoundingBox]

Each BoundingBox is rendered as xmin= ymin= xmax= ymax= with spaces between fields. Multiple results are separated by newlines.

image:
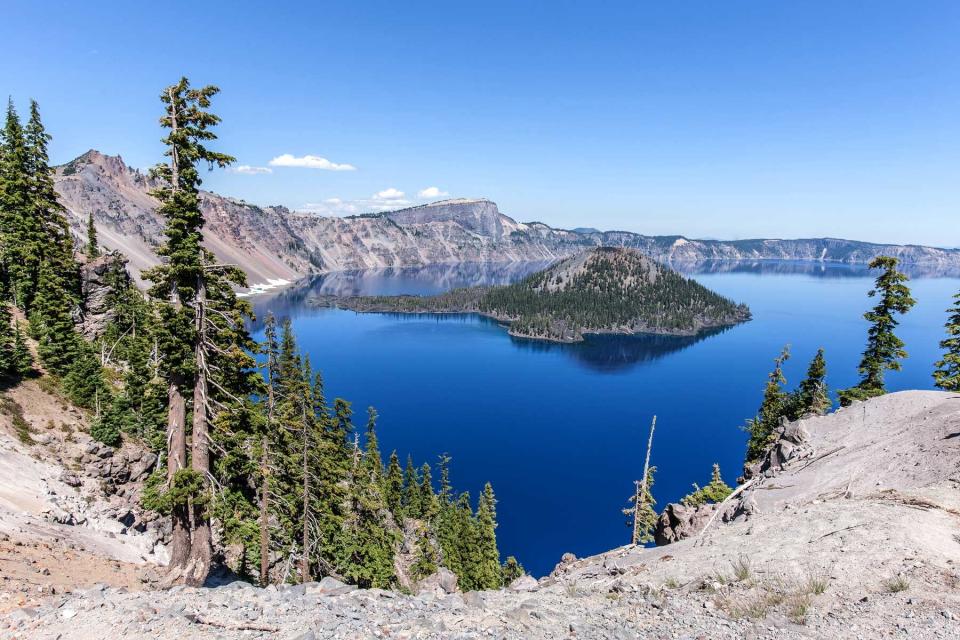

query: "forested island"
xmin=309 ymin=247 xmax=752 ymax=342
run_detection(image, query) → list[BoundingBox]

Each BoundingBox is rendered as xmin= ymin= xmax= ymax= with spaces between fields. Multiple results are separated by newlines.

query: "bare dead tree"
xmin=631 ymin=415 xmax=657 ymax=545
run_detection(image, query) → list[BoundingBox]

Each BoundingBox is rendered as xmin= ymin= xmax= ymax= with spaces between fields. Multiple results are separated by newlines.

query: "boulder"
xmin=508 ymin=575 xmax=539 ymax=592
xmin=304 ymin=576 xmax=356 ymax=596
xmin=414 ymin=568 xmax=459 ymax=595
xmin=654 ymin=502 xmax=717 ymax=545
xmin=128 ymin=452 xmax=157 ymax=481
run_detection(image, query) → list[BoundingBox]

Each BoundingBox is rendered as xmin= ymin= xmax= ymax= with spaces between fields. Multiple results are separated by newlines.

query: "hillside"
xmin=54 ymin=150 xmax=960 ymax=289
xmin=310 ymin=247 xmax=751 ymax=342
xmin=7 ymin=391 xmax=959 ymax=639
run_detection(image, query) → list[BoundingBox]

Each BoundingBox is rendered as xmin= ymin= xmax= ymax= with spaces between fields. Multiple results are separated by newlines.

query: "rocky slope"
xmin=4 ymin=390 xmax=959 ymax=639
xmin=0 ymin=377 xmax=167 ymax=612
xmin=54 ymin=151 xmax=960 ymax=290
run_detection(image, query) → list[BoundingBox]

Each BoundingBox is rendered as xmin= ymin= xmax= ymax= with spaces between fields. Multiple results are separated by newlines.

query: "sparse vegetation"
xmin=731 ymin=555 xmax=753 ymax=582
xmin=884 ymin=575 xmax=911 ymax=593
xmin=0 ymin=394 xmax=32 ymax=443
xmin=787 ymin=593 xmax=812 ymax=624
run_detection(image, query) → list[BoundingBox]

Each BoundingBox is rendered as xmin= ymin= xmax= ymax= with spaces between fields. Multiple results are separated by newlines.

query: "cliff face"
xmin=54 ymin=150 xmax=960 ymax=288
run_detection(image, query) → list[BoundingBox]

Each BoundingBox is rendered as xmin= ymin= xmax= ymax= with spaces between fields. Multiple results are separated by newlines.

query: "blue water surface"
xmin=250 ymin=261 xmax=960 ymax=577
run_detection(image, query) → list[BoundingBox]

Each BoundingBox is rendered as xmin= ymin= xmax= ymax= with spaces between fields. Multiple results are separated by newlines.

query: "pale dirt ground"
xmin=1 ymin=390 xmax=958 ymax=639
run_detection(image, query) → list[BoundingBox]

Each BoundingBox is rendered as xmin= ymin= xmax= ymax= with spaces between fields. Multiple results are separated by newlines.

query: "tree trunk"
xmin=301 ymin=407 xmax=310 ymax=583
xmin=632 ymin=415 xmax=656 ymax=545
xmin=167 ymin=376 xmax=190 ymax=570
xmin=186 ymin=271 xmax=211 ymax=586
xmin=259 ymin=435 xmax=270 ymax=587
xmin=164 ymin=88 xmax=191 ymax=575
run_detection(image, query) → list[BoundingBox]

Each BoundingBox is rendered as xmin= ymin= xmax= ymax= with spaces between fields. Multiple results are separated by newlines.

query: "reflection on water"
xmin=250 ymin=261 xmax=553 ymax=326
xmin=671 ymin=259 xmax=960 ymax=279
xmin=509 ymin=327 xmax=731 ymax=373
xmin=250 ymin=258 xmax=959 ymax=369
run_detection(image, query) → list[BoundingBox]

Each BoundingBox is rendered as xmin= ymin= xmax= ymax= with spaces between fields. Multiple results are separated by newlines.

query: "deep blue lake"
xmin=251 ymin=260 xmax=960 ymax=577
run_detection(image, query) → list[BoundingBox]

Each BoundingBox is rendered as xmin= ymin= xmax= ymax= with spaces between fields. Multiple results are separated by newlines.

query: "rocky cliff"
xmin=54 ymin=151 xmax=960 ymax=291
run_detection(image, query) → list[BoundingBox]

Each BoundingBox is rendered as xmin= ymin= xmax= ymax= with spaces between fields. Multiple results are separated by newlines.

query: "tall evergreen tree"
xmin=0 ymin=100 xmax=38 ymax=310
xmin=402 ymin=455 xmax=421 ymax=519
xmin=744 ymin=345 xmax=791 ymax=461
xmin=142 ymin=77 xmax=238 ymax=585
xmin=933 ymin=291 xmax=960 ymax=392
xmin=791 ymin=348 xmax=830 ymax=417
xmin=475 ymin=483 xmax=502 ymax=590
xmin=11 ymin=320 xmax=32 ymax=376
xmin=25 ymin=100 xmax=76 ymax=290
xmin=339 ymin=432 xmax=397 ymax=589
xmin=622 ymin=466 xmax=657 ymax=544
xmin=418 ymin=462 xmax=438 ymax=521
xmin=31 ymin=260 xmax=80 ymax=375
xmin=86 ymin=213 xmax=100 ymax=259
xmin=0 ymin=303 xmax=15 ymax=374
xmin=839 ymin=256 xmax=915 ymax=406
xmin=384 ymin=451 xmax=404 ymax=521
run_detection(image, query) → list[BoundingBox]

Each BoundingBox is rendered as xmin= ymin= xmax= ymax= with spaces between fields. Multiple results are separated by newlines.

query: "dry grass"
xmin=883 ymin=575 xmax=910 ymax=593
xmin=731 ymin=555 xmax=753 ymax=582
xmin=787 ymin=594 xmax=812 ymax=624
xmin=0 ymin=394 xmax=33 ymax=444
xmin=802 ymin=568 xmax=829 ymax=595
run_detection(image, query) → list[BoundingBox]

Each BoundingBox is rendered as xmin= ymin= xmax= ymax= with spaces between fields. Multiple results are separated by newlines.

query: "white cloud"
xmin=417 ymin=186 xmax=449 ymax=198
xmin=230 ymin=165 xmax=272 ymax=175
xmin=300 ymin=190 xmax=413 ymax=216
xmin=268 ymin=154 xmax=357 ymax=171
xmin=374 ymin=187 xmax=405 ymax=200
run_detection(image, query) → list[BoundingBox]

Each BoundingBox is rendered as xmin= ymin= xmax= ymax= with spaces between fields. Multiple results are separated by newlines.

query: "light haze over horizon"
xmin=2 ymin=1 xmax=958 ymax=247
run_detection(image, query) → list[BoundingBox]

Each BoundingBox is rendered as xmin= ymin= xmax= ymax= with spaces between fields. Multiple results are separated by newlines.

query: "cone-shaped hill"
xmin=309 ymin=247 xmax=751 ymax=342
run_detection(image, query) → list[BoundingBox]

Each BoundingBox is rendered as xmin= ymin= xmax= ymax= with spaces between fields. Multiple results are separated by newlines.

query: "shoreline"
xmin=306 ymin=295 xmax=750 ymax=344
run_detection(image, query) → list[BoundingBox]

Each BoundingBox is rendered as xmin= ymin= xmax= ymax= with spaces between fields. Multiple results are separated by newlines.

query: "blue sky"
xmin=2 ymin=1 xmax=958 ymax=246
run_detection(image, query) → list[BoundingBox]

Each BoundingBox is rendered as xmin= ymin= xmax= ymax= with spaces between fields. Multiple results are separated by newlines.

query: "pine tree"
xmin=11 ymin=321 xmax=32 ymax=376
xmin=410 ymin=523 xmax=439 ymax=580
xmin=31 ymin=260 xmax=80 ymax=375
xmin=142 ymin=77 xmax=238 ymax=585
xmin=402 ymin=455 xmax=421 ymax=519
xmin=364 ymin=407 xmax=383 ymax=480
xmin=86 ymin=213 xmax=100 ymax=259
xmin=418 ymin=462 xmax=438 ymax=521
xmin=744 ymin=345 xmax=791 ymax=461
xmin=475 ymin=483 xmax=502 ymax=590
xmin=25 ymin=100 xmax=76 ymax=294
xmin=0 ymin=100 xmax=38 ymax=310
xmin=339 ymin=438 xmax=397 ymax=589
xmin=385 ymin=451 xmax=404 ymax=521
xmin=501 ymin=556 xmax=525 ymax=586
xmin=622 ymin=466 xmax=657 ymax=544
xmin=933 ymin=291 xmax=960 ymax=392
xmin=791 ymin=348 xmax=830 ymax=417
xmin=680 ymin=463 xmax=733 ymax=507
xmin=839 ymin=256 xmax=915 ymax=406
xmin=0 ymin=303 xmax=15 ymax=374
xmin=452 ymin=492 xmax=480 ymax=590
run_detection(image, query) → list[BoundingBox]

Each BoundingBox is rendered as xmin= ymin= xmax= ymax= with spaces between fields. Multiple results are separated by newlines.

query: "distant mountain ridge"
xmin=53 ymin=150 xmax=960 ymax=287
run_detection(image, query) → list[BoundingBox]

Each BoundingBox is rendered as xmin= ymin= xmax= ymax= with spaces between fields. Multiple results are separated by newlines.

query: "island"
xmin=307 ymin=247 xmax=752 ymax=343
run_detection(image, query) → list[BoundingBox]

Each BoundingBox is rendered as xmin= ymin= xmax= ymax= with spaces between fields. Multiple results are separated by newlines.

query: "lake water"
xmin=251 ymin=261 xmax=960 ymax=577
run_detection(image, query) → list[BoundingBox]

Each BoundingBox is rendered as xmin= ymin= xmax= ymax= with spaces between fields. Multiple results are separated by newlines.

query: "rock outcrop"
xmin=78 ymin=251 xmax=131 ymax=339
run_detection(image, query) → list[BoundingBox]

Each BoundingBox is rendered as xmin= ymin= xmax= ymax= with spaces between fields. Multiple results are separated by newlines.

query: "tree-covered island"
xmin=308 ymin=247 xmax=752 ymax=343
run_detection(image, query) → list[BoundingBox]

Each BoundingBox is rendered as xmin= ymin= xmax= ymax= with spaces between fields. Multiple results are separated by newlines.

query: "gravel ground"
xmin=2 ymin=390 xmax=959 ymax=639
